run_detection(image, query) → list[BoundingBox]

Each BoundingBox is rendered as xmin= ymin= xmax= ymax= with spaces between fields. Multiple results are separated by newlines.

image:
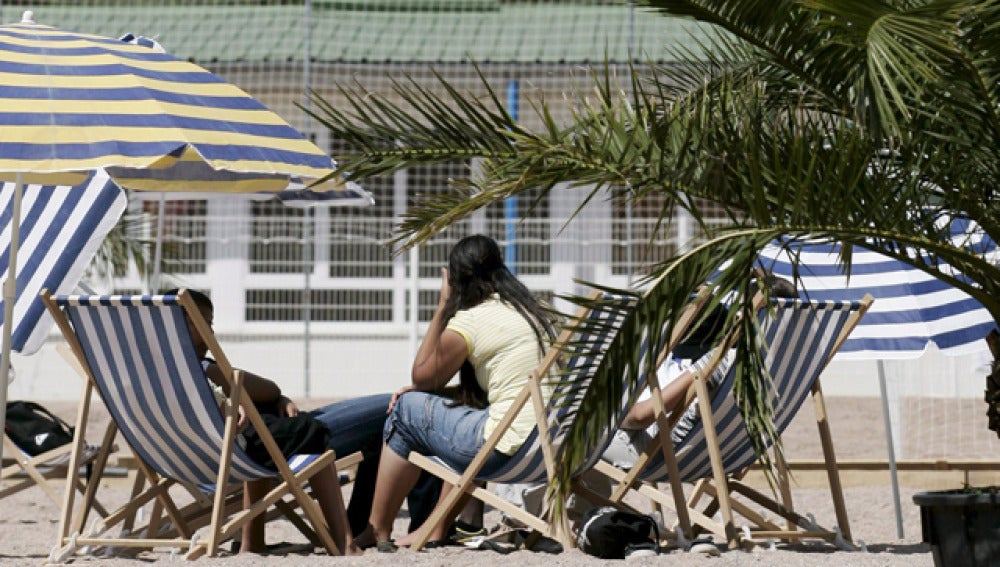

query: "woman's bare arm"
xmin=620 ymin=369 xmax=695 ymax=430
xmin=410 ymin=267 xmax=468 ymax=391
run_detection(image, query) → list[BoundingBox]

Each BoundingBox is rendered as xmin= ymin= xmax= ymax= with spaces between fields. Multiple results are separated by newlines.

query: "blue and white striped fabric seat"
xmin=54 ymin=293 xmax=318 ymax=486
xmin=427 ymin=293 xmax=646 ymax=484
xmin=640 ymin=298 xmax=864 ymax=484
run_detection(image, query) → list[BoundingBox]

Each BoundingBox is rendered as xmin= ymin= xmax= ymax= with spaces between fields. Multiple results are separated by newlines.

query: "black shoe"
xmin=624 ymin=541 xmax=658 ymax=559
xmin=375 ymin=540 xmax=398 ymax=553
xmin=451 ymin=521 xmax=487 ymax=544
xmin=422 ymin=539 xmax=454 ymax=549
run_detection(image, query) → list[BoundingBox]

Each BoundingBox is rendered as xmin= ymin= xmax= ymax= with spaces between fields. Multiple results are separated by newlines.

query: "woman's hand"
xmin=277 ymin=395 xmax=299 ymax=417
xmin=388 ymin=384 xmax=416 ymax=413
xmin=438 ymin=267 xmax=451 ymax=306
xmin=236 ymin=404 xmax=248 ymax=430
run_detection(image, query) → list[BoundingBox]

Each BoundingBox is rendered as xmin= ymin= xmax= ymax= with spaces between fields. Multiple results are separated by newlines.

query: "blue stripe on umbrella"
xmin=0 ymin=62 xmax=229 ymax=84
xmin=0 ymin=113 xmax=312 ymax=138
xmin=0 ymin=142 xmax=333 ymax=167
xmin=0 ymin=86 xmax=267 ymax=109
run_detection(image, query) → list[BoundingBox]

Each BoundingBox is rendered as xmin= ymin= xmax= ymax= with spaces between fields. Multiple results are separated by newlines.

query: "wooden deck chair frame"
xmin=50 ymin=343 xmax=357 ymax=553
xmin=1 ymin=343 xmax=118 ymax=530
xmin=41 ymin=289 xmax=362 ymax=560
xmin=1 ymin=420 xmax=115 ymax=521
xmin=112 ymin=457 xmax=362 ymax=552
xmin=593 ymin=292 xmax=873 ymax=550
xmin=406 ymin=287 xmax=712 ymax=551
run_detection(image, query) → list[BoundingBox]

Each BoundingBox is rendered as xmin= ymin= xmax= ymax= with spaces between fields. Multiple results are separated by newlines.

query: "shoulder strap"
xmin=20 ymin=401 xmax=74 ymax=434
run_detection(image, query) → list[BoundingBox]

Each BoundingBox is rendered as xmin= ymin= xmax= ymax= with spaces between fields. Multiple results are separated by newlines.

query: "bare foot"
xmin=394 ymin=531 xmax=416 ymax=547
xmin=343 ymin=540 xmax=364 ymax=556
xmin=395 ymin=527 xmax=447 ymax=548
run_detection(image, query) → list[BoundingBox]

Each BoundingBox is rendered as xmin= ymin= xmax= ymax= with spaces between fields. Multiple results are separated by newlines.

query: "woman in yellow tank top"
xmin=354 ymin=234 xmax=557 ymax=552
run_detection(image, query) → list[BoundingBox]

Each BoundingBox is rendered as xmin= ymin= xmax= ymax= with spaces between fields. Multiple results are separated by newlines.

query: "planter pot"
xmin=913 ymin=489 xmax=1000 ymax=567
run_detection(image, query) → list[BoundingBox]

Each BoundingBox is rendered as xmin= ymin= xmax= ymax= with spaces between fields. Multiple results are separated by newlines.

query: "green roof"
xmin=13 ymin=3 xmax=714 ymax=64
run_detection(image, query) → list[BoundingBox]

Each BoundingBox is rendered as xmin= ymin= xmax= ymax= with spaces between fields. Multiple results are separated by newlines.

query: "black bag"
xmin=240 ymin=412 xmax=330 ymax=470
xmin=576 ymin=506 xmax=659 ymax=559
xmin=4 ymin=401 xmax=75 ymax=456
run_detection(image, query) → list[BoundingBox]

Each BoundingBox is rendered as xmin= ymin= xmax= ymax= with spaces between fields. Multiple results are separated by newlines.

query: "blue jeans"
xmin=309 ymin=394 xmax=391 ymax=461
xmin=309 ymin=394 xmax=441 ymax=534
xmin=384 ymin=391 xmax=509 ymax=476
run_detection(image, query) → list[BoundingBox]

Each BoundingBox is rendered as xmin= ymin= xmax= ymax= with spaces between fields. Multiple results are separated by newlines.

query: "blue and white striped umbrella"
xmin=757 ymin=219 xmax=998 ymax=360
xmin=0 ymin=170 xmax=126 ymax=355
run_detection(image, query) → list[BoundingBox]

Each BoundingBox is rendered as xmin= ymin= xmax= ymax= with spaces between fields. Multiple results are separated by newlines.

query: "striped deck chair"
xmin=594 ymin=294 xmax=873 ymax=550
xmin=406 ymin=288 xmax=712 ymax=551
xmin=41 ymin=290 xmax=362 ymax=560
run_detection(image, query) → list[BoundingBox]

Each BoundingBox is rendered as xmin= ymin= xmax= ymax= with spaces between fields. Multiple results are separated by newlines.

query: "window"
xmin=246 ymin=289 xmax=393 ymax=322
xmin=143 ymin=199 xmax=207 ymax=274
xmin=250 ymin=199 xmax=310 ymax=274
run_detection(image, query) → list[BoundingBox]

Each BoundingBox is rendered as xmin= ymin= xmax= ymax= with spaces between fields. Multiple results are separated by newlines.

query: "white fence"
xmin=9 ymin=193 xmax=995 ymax=463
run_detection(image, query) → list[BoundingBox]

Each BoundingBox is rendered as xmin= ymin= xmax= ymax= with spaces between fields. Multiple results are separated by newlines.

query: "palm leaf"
xmin=312 ymin=0 xmax=1000 ymax=524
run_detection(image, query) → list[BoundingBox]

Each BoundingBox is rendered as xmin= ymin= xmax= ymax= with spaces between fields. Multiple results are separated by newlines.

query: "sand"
xmin=0 ymin=397 xmax=945 ymax=566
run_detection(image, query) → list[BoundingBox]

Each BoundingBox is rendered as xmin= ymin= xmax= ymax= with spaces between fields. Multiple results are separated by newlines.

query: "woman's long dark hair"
xmin=442 ymin=235 xmax=557 ymax=408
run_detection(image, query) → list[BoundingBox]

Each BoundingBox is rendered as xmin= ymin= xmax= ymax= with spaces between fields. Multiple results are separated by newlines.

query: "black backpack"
xmin=576 ymin=506 xmax=659 ymax=559
xmin=4 ymin=401 xmax=75 ymax=456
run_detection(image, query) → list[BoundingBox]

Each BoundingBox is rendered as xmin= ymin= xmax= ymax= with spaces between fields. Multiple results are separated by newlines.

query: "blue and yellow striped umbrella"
xmin=0 ymin=12 xmax=368 ymax=461
xmin=0 ymin=12 xmax=346 ymax=194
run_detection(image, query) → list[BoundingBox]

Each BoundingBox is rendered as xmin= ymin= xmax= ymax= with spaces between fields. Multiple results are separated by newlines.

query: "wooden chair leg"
xmin=70 ymin=420 xmax=118 ymax=534
xmin=813 ymin=381 xmax=851 ymax=541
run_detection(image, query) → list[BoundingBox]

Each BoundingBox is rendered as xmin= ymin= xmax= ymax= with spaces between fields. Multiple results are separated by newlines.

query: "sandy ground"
xmin=0 ymin=396 xmax=948 ymax=565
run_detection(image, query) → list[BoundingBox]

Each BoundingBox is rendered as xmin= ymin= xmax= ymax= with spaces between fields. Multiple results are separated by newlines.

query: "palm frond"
xmin=315 ymin=0 xmax=1000 ymax=526
xmin=304 ymin=68 xmax=523 ymax=181
xmin=88 ymin=207 xmax=153 ymax=288
xmin=549 ymin=228 xmax=789 ymax=505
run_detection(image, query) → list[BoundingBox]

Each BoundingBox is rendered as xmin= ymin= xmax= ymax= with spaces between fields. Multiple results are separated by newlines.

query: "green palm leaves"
xmin=310 ymin=0 xmax=1000 ymax=509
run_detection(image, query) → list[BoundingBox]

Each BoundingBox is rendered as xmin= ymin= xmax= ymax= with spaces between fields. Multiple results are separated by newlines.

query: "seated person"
xmin=354 ymin=235 xmax=559 ymax=551
xmin=307 ymin=396 xmax=444 ymax=537
xmin=173 ymin=288 xmax=360 ymax=555
xmin=603 ymin=273 xmax=797 ymax=468
xmin=174 ymin=289 xmax=446 ymax=550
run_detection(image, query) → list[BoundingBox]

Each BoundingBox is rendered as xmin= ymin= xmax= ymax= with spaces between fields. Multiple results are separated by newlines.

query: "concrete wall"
xmin=10 ymin=335 xmax=991 ymax=403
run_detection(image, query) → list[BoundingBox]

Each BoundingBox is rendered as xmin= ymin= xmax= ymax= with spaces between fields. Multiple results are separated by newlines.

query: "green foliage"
xmin=310 ymin=0 xmax=1000 ymax=515
xmin=88 ymin=201 xmax=156 ymax=290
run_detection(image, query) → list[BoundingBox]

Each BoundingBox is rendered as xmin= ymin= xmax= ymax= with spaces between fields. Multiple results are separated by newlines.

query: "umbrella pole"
xmin=150 ymin=193 xmax=166 ymax=293
xmin=0 ymin=173 xmax=23 ymax=466
xmin=878 ymin=360 xmax=905 ymax=539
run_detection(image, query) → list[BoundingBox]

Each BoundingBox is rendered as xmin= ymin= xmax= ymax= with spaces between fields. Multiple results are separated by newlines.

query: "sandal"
xmin=422 ymin=539 xmax=453 ymax=549
xmin=353 ymin=529 xmax=396 ymax=553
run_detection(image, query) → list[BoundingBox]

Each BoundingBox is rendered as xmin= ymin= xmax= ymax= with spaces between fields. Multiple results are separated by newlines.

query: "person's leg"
xmin=356 ymin=392 xmax=464 ymax=547
xmin=309 ymin=463 xmax=362 ymax=556
xmin=308 ymin=394 xmax=392 ymax=534
xmin=406 ymin=471 xmax=443 ymax=533
xmin=363 ymin=392 xmax=509 ymax=547
xmin=396 ymin=482 xmax=473 ymax=545
xmin=354 ymin=444 xmax=423 ymax=546
xmin=241 ymin=479 xmax=270 ymax=553
xmin=346 ymin=453 xmax=379 ymax=534
xmin=397 ymin=480 xmax=483 ymax=546
xmin=458 ymin=497 xmax=484 ymax=529
xmin=308 ymin=393 xmax=392 ymax=459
